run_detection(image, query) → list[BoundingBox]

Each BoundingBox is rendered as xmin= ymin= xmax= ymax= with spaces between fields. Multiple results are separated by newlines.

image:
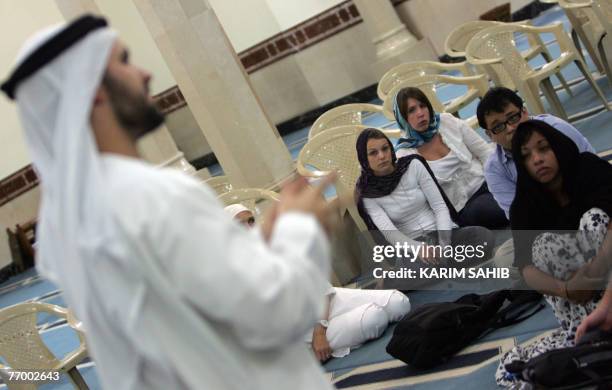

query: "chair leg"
xmin=572 ymin=29 xmax=588 ymax=67
xmin=540 ymin=50 xmax=573 ymax=97
xmin=541 ymin=78 xmax=568 ymax=120
xmin=572 ymin=27 xmax=605 ymax=74
xmin=67 ymin=367 xmax=89 ymax=390
xmin=574 ymin=59 xmax=611 ymax=110
xmin=520 ymin=84 xmax=546 ymax=116
xmin=597 ymin=37 xmax=612 ymax=89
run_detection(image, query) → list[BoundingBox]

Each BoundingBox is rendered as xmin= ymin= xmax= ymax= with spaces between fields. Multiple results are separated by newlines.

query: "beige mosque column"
xmin=131 ymin=0 xmax=294 ymax=189
xmin=352 ymin=0 xmax=437 ymax=78
xmin=54 ymin=0 xmax=101 ymax=17
xmin=54 ymin=0 xmax=197 ymax=176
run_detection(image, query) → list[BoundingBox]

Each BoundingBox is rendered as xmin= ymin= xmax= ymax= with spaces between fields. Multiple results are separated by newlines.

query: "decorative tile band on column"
xmin=0 ymin=165 xmax=38 ymax=207
xmin=153 ymin=85 xmax=186 ymax=115
xmin=238 ymin=0 xmax=362 ymax=74
xmin=151 ymin=0 xmax=410 ymax=112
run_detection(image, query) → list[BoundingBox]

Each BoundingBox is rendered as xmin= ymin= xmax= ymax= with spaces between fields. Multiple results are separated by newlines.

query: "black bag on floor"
xmin=505 ymin=330 xmax=612 ymax=389
xmin=386 ymin=290 xmax=544 ymax=369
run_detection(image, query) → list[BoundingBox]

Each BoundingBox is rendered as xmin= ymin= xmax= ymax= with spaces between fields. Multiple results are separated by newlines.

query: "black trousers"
xmin=456 ymin=182 xmax=508 ymax=229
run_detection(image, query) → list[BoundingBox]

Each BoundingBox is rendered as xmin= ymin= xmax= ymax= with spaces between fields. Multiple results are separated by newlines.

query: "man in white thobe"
xmin=224 ymin=204 xmax=412 ymax=362
xmin=1 ymin=15 xmax=337 ymax=390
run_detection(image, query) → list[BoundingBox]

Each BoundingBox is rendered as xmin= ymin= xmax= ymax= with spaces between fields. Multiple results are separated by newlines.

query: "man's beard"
xmin=102 ymin=73 xmax=165 ymax=140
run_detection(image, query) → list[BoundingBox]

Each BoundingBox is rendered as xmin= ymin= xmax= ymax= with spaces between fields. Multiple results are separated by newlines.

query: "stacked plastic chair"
xmin=543 ymin=0 xmax=608 ymax=74
xmin=308 ymin=103 xmax=385 ymax=140
xmin=204 ymin=175 xmax=233 ymax=195
xmin=445 ymin=19 xmax=572 ymax=95
xmin=591 ymin=0 xmax=612 ymax=85
xmin=0 ymin=302 xmax=89 ymax=390
xmin=466 ymin=22 xmax=609 ymax=119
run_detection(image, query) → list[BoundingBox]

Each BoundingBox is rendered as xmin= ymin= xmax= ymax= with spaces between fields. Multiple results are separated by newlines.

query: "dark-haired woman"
xmin=355 ymin=128 xmax=493 ymax=267
xmin=496 ymin=119 xmax=612 ymax=387
xmin=393 ymin=87 xmax=507 ymax=229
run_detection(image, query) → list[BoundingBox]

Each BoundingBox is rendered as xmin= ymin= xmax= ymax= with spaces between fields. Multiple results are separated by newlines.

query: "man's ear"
xmin=484 ymin=129 xmax=492 ymax=139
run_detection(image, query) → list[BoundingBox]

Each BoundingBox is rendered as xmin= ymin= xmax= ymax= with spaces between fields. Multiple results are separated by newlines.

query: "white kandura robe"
xmin=75 ymin=155 xmax=334 ymax=390
xmin=305 ymin=287 xmax=411 ymax=358
xmin=10 ymin=21 xmax=332 ymax=390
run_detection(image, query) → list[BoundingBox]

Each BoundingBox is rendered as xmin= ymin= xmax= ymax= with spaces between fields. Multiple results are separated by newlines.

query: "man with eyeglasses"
xmin=476 ymin=87 xmax=594 ymax=219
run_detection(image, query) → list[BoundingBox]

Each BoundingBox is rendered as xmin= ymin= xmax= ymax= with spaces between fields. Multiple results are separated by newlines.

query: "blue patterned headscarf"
xmin=393 ymin=91 xmax=441 ymax=150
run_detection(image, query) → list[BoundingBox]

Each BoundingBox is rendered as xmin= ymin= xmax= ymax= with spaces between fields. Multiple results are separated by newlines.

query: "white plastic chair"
xmin=297 ymin=126 xmax=405 ymax=283
xmin=591 ymin=0 xmax=612 ymax=84
xmin=308 ymin=103 xmax=383 ymax=139
xmin=381 ymin=73 xmax=489 ymax=129
xmin=297 ymin=125 xmax=368 ymax=231
xmin=466 ymin=22 xmax=609 ymax=119
xmin=204 ymin=175 xmax=233 ymax=195
xmin=297 ymin=125 xmax=402 ymax=231
xmin=445 ymin=19 xmax=572 ymax=94
xmin=377 ymin=61 xmax=476 ymax=101
xmin=0 ymin=302 xmax=89 ymax=390
xmin=553 ymin=0 xmax=608 ymax=74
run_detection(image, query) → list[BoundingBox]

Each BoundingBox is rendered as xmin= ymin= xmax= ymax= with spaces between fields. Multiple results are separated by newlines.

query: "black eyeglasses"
xmin=489 ymin=110 xmax=523 ymax=134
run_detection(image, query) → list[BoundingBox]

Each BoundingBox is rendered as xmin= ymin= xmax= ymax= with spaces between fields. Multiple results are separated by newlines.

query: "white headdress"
xmin=223 ymin=203 xmax=252 ymax=218
xmin=2 ymin=16 xmax=251 ymax=389
xmin=2 ymin=15 xmax=116 ymax=311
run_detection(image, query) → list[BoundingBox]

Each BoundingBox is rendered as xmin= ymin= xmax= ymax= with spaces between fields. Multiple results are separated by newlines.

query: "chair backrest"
xmin=592 ymin=0 xmax=612 ymax=33
xmin=560 ymin=0 xmax=606 ymax=41
xmin=381 ymin=73 xmax=489 ymax=121
xmin=204 ymin=175 xmax=233 ymax=195
xmin=0 ymin=302 xmax=64 ymax=370
xmin=308 ymin=103 xmax=383 ymax=139
xmin=383 ymin=78 xmax=444 ymax=121
xmin=298 ymin=125 xmax=369 ymax=200
xmin=445 ymin=20 xmax=506 ymax=58
xmin=377 ymin=61 xmax=476 ymax=101
xmin=218 ymin=188 xmax=280 ymax=222
xmin=592 ymin=0 xmax=612 ymax=34
xmin=466 ymin=24 xmax=532 ymax=89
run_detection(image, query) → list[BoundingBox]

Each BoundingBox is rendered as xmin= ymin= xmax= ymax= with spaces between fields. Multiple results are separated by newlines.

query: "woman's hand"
xmin=576 ymin=290 xmax=612 ymax=342
xmin=312 ymin=325 xmax=332 ymax=362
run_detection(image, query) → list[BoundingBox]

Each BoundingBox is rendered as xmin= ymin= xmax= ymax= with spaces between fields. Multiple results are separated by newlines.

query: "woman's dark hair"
xmin=395 ymin=87 xmax=434 ymax=123
xmin=510 ymin=119 xmax=580 ymax=229
xmin=355 ymin=127 xmax=396 ymax=172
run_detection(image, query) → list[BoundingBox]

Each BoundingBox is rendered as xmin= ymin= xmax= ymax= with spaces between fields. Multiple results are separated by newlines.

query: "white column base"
xmin=158 ymin=152 xmax=197 ymax=176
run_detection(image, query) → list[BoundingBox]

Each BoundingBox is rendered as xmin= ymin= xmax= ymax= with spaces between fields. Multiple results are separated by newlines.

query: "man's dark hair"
xmin=396 ymin=87 xmax=434 ymax=123
xmin=476 ymin=87 xmax=523 ymax=130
